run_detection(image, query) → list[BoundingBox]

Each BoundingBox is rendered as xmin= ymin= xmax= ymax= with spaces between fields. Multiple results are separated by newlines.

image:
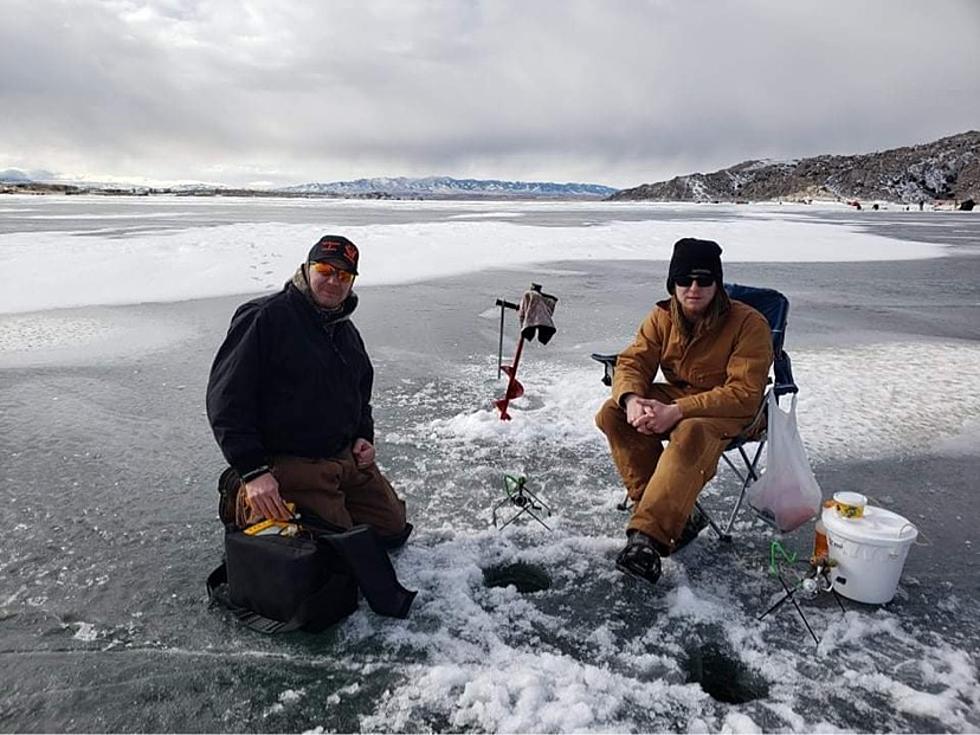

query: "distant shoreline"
xmin=1 ymin=182 xmax=973 ymax=208
xmin=0 ymin=182 xmax=613 ymax=202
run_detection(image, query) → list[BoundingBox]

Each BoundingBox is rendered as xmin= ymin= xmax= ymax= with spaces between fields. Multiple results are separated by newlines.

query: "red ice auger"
xmin=493 ymin=283 xmax=558 ymax=421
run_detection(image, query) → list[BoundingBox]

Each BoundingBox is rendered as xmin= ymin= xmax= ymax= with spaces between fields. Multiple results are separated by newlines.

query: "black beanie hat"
xmin=667 ymin=238 xmax=723 ymax=294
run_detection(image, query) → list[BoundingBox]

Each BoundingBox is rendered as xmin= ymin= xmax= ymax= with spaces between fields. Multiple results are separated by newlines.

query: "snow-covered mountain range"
xmin=279 ymin=176 xmax=617 ymax=199
xmin=611 ymin=131 xmax=980 ymax=204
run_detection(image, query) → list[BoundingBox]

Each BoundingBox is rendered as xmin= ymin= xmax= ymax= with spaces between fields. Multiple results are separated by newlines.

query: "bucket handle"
xmin=905 ymin=522 xmax=931 ymax=547
xmin=859 ymin=495 xmax=929 ymax=547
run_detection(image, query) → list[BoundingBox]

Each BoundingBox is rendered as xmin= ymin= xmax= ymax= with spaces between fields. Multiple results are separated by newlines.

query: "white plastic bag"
xmin=747 ymin=392 xmax=823 ymax=532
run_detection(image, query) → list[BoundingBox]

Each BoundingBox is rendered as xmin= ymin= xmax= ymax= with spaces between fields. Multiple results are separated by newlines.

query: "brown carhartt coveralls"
xmin=595 ymin=298 xmax=773 ymax=552
xmin=235 ymin=451 xmax=407 ymax=536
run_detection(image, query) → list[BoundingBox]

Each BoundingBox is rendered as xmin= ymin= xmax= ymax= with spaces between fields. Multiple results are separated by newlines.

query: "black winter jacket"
xmin=206 ymin=283 xmax=374 ymax=478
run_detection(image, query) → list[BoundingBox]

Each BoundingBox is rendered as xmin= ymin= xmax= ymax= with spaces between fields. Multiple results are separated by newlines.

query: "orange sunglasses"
xmin=310 ymin=261 xmax=355 ymax=284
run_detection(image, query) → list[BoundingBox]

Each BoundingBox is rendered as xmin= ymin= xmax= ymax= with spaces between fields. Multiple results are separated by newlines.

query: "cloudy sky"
xmin=2 ymin=0 xmax=979 ymax=189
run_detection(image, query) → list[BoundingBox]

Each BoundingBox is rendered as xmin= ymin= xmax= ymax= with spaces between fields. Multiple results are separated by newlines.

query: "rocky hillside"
xmin=611 ymin=131 xmax=980 ymax=204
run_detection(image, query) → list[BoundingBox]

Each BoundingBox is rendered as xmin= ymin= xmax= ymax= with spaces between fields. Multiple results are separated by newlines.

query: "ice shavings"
xmin=404 ymin=340 xmax=980 ymax=474
xmin=262 ymin=687 xmax=307 ymax=718
xmin=351 ymin=531 xmax=715 ymax=733
xmin=720 ymin=712 xmax=763 ymax=733
xmin=72 ymin=622 xmax=99 ymax=641
xmin=335 ymin=343 xmax=980 ymax=730
xmin=325 ymin=682 xmax=360 ymax=706
xmin=279 ymin=688 xmax=305 ymax=704
xmin=377 ymin=338 xmax=980 ymax=560
xmin=335 ymin=517 xmax=979 ymax=732
xmin=423 ymin=362 xmax=604 ymax=450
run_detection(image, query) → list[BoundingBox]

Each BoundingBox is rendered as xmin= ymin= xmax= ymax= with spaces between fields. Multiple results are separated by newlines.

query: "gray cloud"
xmin=1 ymin=0 xmax=978 ymax=187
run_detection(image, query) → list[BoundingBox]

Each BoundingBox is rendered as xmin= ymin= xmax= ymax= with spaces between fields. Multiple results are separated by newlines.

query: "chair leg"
xmin=739 ymin=443 xmax=763 ymax=482
xmin=697 ymin=500 xmax=732 ymax=543
xmin=719 ymin=452 xmax=748 ymax=486
xmin=722 ymin=439 xmax=766 ymax=535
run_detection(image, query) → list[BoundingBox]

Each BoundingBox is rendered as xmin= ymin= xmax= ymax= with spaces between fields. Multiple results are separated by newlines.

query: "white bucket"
xmin=821 ymin=505 xmax=918 ymax=604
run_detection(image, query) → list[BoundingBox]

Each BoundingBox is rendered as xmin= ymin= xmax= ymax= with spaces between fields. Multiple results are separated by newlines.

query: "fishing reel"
xmin=759 ymin=543 xmax=846 ymax=645
xmin=798 ymin=555 xmax=837 ymax=598
xmin=491 ymin=474 xmax=553 ymax=531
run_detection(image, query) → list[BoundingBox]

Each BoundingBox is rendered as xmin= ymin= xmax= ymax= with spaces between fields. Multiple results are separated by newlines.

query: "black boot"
xmin=673 ymin=506 xmax=709 ymax=554
xmin=615 ymin=530 xmax=662 ymax=586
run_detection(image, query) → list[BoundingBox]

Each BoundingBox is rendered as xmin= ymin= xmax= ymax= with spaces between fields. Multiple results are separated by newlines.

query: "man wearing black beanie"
xmin=595 ymin=238 xmax=772 ymax=585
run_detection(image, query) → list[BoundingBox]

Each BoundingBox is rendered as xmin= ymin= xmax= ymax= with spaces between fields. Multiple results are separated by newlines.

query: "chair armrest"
xmin=590 ymin=352 xmax=618 ymax=387
xmin=773 ymin=351 xmax=797 ymax=396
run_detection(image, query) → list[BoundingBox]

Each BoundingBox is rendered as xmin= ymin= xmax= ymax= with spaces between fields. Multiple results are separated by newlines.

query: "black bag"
xmin=207 ymin=523 xmax=416 ymax=634
xmin=208 ymin=530 xmax=358 ymax=633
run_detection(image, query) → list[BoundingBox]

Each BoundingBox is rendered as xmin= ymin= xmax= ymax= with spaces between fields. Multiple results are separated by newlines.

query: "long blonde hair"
xmin=670 ymin=286 xmax=731 ymax=342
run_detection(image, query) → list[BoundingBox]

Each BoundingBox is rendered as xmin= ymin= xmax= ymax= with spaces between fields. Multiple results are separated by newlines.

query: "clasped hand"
xmin=625 ymin=395 xmax=682 ymax=435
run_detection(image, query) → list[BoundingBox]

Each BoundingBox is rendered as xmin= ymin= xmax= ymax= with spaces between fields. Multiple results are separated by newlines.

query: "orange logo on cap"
xmin=344 ymin=244 xmax=358 ymax=263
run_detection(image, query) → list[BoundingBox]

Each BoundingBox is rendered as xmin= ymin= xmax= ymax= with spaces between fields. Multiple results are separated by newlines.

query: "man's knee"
xmin=350 ymin=466 xmax=408 ymax=537
xmin=595 ymin=397 xmax=626 ymax=434
xmin=670 ymin=417 xmax=725 ymax=446
xmin=364 ymin=500 xmax=407 ymax=541
xmin=664 ymin=418 xmax=728 ymax=473
xmin=375 ymin=493 xmax=407 ymax=535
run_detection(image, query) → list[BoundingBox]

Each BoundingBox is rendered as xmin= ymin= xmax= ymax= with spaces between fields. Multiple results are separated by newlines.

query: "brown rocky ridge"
xmin=610 ymin=131 xmax=980 ymax=205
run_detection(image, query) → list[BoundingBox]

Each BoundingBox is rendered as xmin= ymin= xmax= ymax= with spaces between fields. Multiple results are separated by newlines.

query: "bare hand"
xmin=352 ymin=438 xmax=376 ymax=468
xmin=244 ymin=472 xmax=292 ymax=521
xmin=646 ymin=401 xmax=683 ymax=434
xmin=625 ymin=395 xmax=682 ymax=435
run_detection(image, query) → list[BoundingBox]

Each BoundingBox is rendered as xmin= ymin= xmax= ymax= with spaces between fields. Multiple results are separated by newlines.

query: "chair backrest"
xmin=724 ymin=283 xmax=797 ymax=396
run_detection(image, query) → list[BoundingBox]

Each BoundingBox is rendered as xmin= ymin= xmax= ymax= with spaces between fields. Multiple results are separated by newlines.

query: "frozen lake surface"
xmin=1 ymin=197 xmax=978 ymax=732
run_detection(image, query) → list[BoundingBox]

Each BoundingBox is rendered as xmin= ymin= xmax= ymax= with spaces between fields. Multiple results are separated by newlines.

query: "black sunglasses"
xmin=674 ymin=274 xmax=716 ymax=288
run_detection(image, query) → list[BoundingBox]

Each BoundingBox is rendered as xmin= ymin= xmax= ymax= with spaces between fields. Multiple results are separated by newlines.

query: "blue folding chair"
xmin=591 ymin=283 xmax=798 ymax=542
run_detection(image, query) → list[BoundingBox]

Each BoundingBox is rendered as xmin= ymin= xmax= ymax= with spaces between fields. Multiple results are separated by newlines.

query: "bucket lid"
xmin=821 ymin=505 xmax=918 ymax=545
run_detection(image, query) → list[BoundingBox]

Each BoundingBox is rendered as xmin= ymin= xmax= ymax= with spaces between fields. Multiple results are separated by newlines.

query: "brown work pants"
xmin=595 ymin=384 xmax=749 ymax=552
xmin=236 ymin=452 xmax=407 ymax=537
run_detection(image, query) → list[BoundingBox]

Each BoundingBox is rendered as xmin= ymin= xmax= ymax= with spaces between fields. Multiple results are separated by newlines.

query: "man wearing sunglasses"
xmin=595 ymin=238 xmax=772 ymax=586
xmin=206 ymin=235 xmax=410 ymax=545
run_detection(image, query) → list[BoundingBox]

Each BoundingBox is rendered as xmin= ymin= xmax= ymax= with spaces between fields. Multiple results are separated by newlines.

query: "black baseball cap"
xmin=308 ymin=235 xmax=359 ymax=275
